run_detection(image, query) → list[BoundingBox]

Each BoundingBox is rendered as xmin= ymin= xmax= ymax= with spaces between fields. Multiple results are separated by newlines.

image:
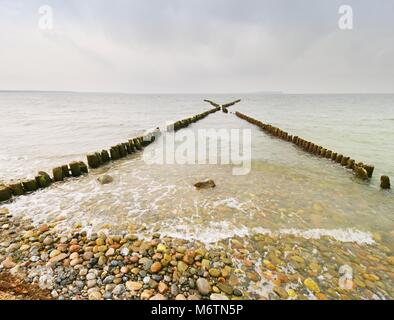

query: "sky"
xmin=0 ymin=0 xmax=393 ymax=94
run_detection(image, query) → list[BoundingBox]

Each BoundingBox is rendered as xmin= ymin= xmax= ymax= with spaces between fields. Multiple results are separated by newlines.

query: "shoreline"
xmin=1 ymin=207 xmax=393 ymax=300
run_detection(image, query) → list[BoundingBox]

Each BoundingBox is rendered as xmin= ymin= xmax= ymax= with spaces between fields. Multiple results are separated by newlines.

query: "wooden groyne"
xmin=204 ymin=99 xmax=241 ymax=113
xmin=0 ymin=106 xmax=221 ymax=204
xmin=167 ymin=106 xmax=221 ymax=131
xmin=235 ymin=111 xmax=391 ymax=189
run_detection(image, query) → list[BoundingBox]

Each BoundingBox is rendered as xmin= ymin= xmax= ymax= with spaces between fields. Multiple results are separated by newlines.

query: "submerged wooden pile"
xmin=235 ymin=111 xmax=391 ymax=189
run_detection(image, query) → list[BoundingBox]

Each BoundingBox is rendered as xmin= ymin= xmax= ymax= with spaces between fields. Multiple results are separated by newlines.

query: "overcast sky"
xmin=0 ymin=0 xmax=393 ymax=93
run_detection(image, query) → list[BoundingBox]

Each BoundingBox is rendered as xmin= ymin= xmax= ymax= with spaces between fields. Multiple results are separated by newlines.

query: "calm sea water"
xmin=0 ymin=92 xmax=393 ymax=248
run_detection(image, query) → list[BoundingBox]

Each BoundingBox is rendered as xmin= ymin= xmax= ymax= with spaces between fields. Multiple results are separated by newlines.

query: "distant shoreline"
xmin=1 ymin=90 xmax=394 ymax=95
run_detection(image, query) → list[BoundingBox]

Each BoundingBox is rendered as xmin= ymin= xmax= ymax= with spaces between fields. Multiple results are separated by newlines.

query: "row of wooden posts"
xmin=0 ymin=106 xmax=222 ymax=203
xmin=235 ymin=111 xmax=391 ymax=190
xmin=0 ymin=135 xmax=151 ymax=203
xmin=167 ymin=106 xmax=221 ymax=132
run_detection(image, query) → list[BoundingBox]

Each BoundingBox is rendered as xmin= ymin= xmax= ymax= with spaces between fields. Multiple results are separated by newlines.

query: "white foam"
xmin=253 ymin=227 xmax=375 ymax=245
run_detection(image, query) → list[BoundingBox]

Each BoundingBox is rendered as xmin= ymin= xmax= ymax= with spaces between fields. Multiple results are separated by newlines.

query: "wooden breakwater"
xmin=0 ymin=106 xmax=221 ymax=204
xmin=204 ymin=99 xmax=241 ymax=113
xmin=167 ymin=106 xmax=221 ymax=131
xmin=235 ymin=111 xmax=391 ymax=189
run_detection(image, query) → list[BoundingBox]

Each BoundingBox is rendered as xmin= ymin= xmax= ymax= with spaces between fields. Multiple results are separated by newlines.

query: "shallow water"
xmin=1 ymin=94 xmax=393 ymax=250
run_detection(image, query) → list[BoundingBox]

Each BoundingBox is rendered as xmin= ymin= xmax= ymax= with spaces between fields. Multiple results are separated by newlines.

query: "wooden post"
xmin=380 ymin=176 xmax=391 ymax=189
xmin=0 ymin=186 xmax=12 ymax=202
xmin=69 ymin=162 xmax=82 ymax=177
xmin=53 ymin=167 xmax=64 ymax=182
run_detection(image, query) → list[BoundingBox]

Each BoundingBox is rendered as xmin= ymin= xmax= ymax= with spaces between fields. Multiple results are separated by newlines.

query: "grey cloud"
xmin=0 ymin=0 xmax=393 ymax=93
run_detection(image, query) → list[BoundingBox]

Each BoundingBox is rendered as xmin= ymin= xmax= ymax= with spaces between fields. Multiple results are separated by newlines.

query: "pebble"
xmin=141 ymin=289 xmax=154 ymax=300
xmin=150 ymin=262 xmax=162 ymax=273
xmin=103 ymin=275 xmax=114 ymax=284
xmin=210 ymin=294 xmax=229 ymax=300
xmin=1 ymin=256 xmax=16 ymax=269
xmin=273 ymin=286 xmax=289 ymax=299
xmin=177 ymin=261 xmax=188 ymax=273
xmin=150 ymin=293 xmax=167 ymax=300
xmin=112 ymin=284 xmax=125 ymax=295
xmin=217 ymin=283 xmax=233 ymax=295
xmin=105 ymin=248 xmax=115 ymax=256
xmin=171 ymin=284 xmax=179 ymax=296
xmin=304 ymin=278 xmax=320 ymax=293
xmin=86 ymin=273 xmax=96 ymax=280
xmin=158 ymin=282 xmax=168 ymax=294
xmin=209 ymin=268 xmax=221 ymax=277
xmin=43 ymin=236 xmax=54 ymax=245
xmin=69 ymin=245 xmax=80 ymax=253
xmin=120 ymin=247 xmax=129 ymax=256
xmin=233 ymin=289 xmax=243 ymax=297
xmin=126 ymin=281 xmax=143 ymax=292
xmin=83 ymin=252 xmax=93 ymax=260
xmin=157 ymin=244 xmax=167 ymax=253
xmin=196 ymin=278 xmax=211 ymax=295
xmin=88 ymin=291 xmax=102 ymax=300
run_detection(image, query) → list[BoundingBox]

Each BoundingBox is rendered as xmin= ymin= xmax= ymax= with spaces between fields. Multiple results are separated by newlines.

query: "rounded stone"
xmin=196 ymin=278 xmax=211 ymax=295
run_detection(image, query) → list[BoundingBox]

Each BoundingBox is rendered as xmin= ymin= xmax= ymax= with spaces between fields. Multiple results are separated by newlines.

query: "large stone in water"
xmin=0 ymin=186 xmax=12 ymax=202
xmin=380 ymin=176 xmax=390 ymax=189
xmin=97 ymin=175 xmax=114 ymax=185
xmin=194 ymin=180 xmax=216 ymax=190
xmin=22 ymin=179 xmax=39 ymax=192
xmin=336 ymin=154 xmax=343 ymax=163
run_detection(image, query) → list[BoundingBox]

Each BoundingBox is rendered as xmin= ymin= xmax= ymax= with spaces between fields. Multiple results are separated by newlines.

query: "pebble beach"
xmin=1 ymin=206 xmax=393 ymax=300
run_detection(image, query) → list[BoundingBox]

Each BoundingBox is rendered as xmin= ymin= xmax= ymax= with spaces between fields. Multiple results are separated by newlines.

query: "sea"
xmin=1 ymin=92 xmax=393 ymax=250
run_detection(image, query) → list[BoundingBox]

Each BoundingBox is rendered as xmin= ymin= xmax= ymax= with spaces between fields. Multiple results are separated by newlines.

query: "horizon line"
xmin=1 ymin=89 xmax=394 ymax=95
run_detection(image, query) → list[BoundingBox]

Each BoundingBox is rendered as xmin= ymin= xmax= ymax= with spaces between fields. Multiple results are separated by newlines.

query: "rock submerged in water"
xmin=97 ymin=175 xmax=114 ymax=185
xmin=194 ymin=180 xmax=216 ymax=190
